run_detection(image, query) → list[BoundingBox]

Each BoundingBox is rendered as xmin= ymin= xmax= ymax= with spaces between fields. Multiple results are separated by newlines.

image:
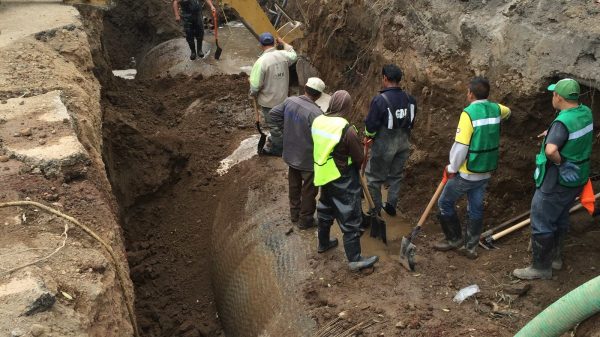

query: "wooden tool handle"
xmin=252 ymin=99 xmax=260 ymax=123
xmin=416 ymin=179 xmax=446 ymax=227
xmin=212 ymin=12 xmax=218 ymax=40
xmin=359 ymin=174 xmax=376 ymax=210
xmin=491 ymin=192 xmax=600 ymax=241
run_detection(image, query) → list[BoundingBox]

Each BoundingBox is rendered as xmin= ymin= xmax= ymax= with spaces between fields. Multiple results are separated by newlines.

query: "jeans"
xmin=530 ymin=187 xmax=581 ymax=235
xmin=365 ymin=128 xmax=410 ymax=211
xmin=261 ymin=106 xmax=283 ymax=154
xmin=288 ymin=167 xmax=318 ymax=225
xmin=438 ymin=175 xmax=489 ymax=220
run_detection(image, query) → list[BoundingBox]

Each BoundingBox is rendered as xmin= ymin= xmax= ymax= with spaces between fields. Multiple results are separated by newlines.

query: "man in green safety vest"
xmin=312 ymin=90 xmax=379 ymax=271
xmin=434 ymin=77 xmax=511 ymax=259
xmin=513 ymin=78 xmax=594 ymax=280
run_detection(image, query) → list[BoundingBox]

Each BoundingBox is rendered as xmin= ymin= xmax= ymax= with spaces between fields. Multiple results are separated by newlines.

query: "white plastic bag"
xmin=453 ymin=284 xmax=480 ymax=304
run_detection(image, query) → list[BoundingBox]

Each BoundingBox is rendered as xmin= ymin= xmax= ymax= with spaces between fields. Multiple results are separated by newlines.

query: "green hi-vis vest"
xmin=464 ymin=102 xmax=502 ymax=173
xmin=312 ymin=115 xmax=352 ymax=186
xmin=534 ymin=104 xmax=593 ymax=188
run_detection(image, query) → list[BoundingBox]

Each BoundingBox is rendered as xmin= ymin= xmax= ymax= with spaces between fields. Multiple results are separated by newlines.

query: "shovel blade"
xmin=399 ymin=236 xmax=416 ymax=271
xmin=214 ymin=43 xmax=222 ymax=60
xmin=256 ymin=122 xmax=267 ymax=154
xmin=369 ymin=216 xmax=387 ymax=244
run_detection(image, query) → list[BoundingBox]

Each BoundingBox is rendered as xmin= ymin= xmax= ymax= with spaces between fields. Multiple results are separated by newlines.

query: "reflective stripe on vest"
xmin=464 ymin=101 xmax=501 ymax=173
xmin=535 ymin=104 xmax=593 ymax=187
xmin=311 ymin=115 xmax=349 ymax=186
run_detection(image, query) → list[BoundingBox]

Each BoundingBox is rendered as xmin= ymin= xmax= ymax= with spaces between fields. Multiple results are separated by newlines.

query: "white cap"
xmin=306 ymin=77 xmax=325 ymax=93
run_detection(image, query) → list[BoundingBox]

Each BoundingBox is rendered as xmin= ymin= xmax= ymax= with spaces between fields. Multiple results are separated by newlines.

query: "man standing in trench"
xmin=172 ymin=0 xmax=216 ymax=60
xmin=364 ymin=64 xmax=417 ymax=217
xmin=513 ymin=78 xmax=593 ymax=280
xmin=270 ymin=78 xmax=325 ymax=229
xmin=250 ymin=33 xmax=298 ymax=156
xmin=312 ymin=90 xmax=379 ymax=271
xmin=434 ymin=77 xmax=511 ymax=259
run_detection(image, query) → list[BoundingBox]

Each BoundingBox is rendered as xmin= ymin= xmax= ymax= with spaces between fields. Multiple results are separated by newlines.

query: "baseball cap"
xmin=548 ymin=78 xmax=580 ymax=100
xmin=258 ymin=32 xmax=275 ymax=46
xmin=306 ymin=77 xmax=325 ymax=93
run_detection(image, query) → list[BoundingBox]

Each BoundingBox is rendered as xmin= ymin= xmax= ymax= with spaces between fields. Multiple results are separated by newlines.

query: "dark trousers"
xmin=531 ymin=187 xmax=582 ymax=235
xmin=317 ymin=168 xmax=362 ymax=234
xmin=289 ymin=167 xmax=318 ymax=225
xmin=182 ymin=12 xmax=204 ymax=53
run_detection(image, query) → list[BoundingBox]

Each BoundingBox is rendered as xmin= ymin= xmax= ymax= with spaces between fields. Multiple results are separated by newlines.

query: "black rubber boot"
xmin=552 ymin=230 xmax=567 ymax=270
xmin=382 ymin=202 xmax=396 ymax=216
xmin=317 ymin=223 xmax=338 ymax=253
xmin=459 ymin=218 xmax=484 ymax=259
xmin=187 ymin=40 xmax=197 ymax=60
xmin=513 ymin=233 xmax=554 ymax=280
xmin=196 ymin=38 xmax=204 ymax=58
xmin=343 ymin=232 xmax=378 ymax=271
xmin=433 ymin=213 xmax=462 ymax=251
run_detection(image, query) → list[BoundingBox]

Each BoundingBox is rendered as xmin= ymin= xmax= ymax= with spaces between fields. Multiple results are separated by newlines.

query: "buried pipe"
xmin=514 ymin=275 xmax=600 ymax=337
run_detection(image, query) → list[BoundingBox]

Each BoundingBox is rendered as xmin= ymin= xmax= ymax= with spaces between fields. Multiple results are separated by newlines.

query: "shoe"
xmin=513 ymin=233 xmax=554 ymax=280
xmin=458 ymin=246 xmax=478 ymax=259
xmin=190 ymin=52 xmax=197 ymax=60
xmin=348 ymin=256 xmax=379 ymax=271
xmin=382 ymin=203 xmax=396 ymax=216
xmin=318 ymin=239 xmax=338 ymax=253
xmin=433 ymin=239 xmax=462 ymax=251
xmin=460 ymin=218 xmax=484 ymax=259
xmin=343 ymin=232 xmax=378 ymax=271
xmin=317 ymin=222 xmax=337 ymax=253
xmin=513 ymin=266 xmax=552 ymax=280
xmin=297 ymin=217 xmax=316 ymax=230
xmin=433 ymin=213 xmax=462 ymax=251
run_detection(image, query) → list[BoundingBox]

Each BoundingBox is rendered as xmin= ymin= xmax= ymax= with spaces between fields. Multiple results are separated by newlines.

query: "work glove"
xmin=443 ymin=166 xmax=456 ymax=182
xmin=363 ymin=136 xmax=373 ymax=146
xmin=558 ymin=162 xmax=580 ymax=183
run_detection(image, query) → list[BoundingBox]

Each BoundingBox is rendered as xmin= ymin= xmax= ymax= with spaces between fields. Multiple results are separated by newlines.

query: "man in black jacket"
xmin=364 ymin=64 xmax=417 ymax=217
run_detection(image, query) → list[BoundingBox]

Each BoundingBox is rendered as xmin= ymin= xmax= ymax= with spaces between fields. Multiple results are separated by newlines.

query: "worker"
xmin=250 ymin=33 xmax=298 ymax=156
xmin=270 ymin=78 xmax=325 ymax=229
xmin=434 ymin=77 xmax=511 ymax=259
xmin=364 ymin=64 xmax=417 ymax=216
xmin=172 ymin=0 xmax=216 ymax=60
xmin=513 ymin=78 xmax=593 ymax=280
xmin=312 ymin=90 xmax=379 ymax=271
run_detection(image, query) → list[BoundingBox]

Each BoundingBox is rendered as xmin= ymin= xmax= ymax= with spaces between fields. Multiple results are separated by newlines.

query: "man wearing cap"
xmin=312 ymin=90 xmax=379 ymax=271
xmin=364 ymin=64 xmax=417 ymax=217
xmin=434 ymin=77 xmax=511 ymax=259
xmin=270 ymin=78 xmax=325 ymax=229
xmin=513 ymin=78 xmax=594 ymax=280
xmin=250 ymin=33 xmax=297 ymax=156
xmin=172 ymin=0 xmax=216 ymax=60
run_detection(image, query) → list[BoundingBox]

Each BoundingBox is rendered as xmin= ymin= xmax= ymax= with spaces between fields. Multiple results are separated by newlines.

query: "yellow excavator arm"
xmin=61 ymin=0 xmax=303 ymax=43
xmin=220 ymin=0 xmax=303 ymax=43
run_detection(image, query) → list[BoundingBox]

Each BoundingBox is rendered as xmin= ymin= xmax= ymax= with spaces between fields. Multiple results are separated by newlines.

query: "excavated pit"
xmin=80 ymin=0 xmax=600 ymax=336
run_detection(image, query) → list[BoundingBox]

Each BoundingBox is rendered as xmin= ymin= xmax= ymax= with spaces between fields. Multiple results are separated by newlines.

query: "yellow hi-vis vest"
xmin=311 ymin=115 xmax=351 ymax=186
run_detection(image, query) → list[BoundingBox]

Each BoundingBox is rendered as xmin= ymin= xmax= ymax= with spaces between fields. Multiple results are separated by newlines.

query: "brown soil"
xmin=100 ymin=73 xmax=253 ymax=337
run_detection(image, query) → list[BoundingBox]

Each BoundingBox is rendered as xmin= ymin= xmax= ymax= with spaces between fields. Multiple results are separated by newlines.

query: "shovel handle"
xmin=416 ymin=179 xmax=446 ymax=227
xmin=252 ymin=99 xmax=260 ymax=124
xmin=212 ymin=11 xmax=218 ymax=41
xmin=359 ymin=174 xmax=376 ymax=210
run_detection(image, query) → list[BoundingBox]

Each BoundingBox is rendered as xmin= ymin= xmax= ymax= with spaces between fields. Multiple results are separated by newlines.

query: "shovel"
xmin=360 ymin=141 xmax=386 ymax=243
xmin=212 ymin=11 xmax=222 ymax=60
xmin=399 ymin=177 xmax=447 ymax=271
xmin=252 ymin=99 xmax=267 ymax=154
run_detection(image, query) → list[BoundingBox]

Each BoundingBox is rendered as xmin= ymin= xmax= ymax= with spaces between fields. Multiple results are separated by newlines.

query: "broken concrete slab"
xmin=0 ymin=91 xmax=89 ymax=177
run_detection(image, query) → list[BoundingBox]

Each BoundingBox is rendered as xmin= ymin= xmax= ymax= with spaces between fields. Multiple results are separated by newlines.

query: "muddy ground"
xmin=93 ymin=0 xmax=600 ymax=336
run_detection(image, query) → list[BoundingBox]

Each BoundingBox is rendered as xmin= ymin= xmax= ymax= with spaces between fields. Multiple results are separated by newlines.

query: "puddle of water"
xmin=216 ymin=135 xmax=259 ymax=176
xmin=112 ymin=69 xmax=137 ymax=80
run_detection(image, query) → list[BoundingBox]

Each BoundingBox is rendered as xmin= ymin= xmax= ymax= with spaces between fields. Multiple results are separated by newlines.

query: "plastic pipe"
xmin=514 ymin=275 xmax=600 ymax=337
